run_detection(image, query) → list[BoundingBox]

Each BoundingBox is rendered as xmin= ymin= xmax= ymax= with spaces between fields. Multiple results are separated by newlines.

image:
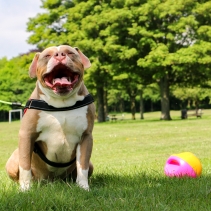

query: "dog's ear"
xmin=29 ymin=53 xmax=40 ymax=78
xmin=74 ymin=47 xmax=91 ymax=69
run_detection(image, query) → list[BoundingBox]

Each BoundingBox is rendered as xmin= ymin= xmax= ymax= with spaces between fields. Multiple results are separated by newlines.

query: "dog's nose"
xmin=54 ymin=52 xmax=66 ymax=62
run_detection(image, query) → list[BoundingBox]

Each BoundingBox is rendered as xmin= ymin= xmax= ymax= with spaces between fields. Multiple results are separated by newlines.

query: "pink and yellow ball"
xmin=164 ymin=152 xmax=202 ymax=178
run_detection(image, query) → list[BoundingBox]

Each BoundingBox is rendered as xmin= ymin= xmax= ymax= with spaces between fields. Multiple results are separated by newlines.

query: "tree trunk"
xmin=151 ymin=101 xmax=154 ymax=111
xmin=130 ymin=95 xmax=136 ymax=120
xmin=104 ymin=88 xmax=108 ymax=119
xmin=159 ymin=75 xmax=171 ymax=120
xmin=97 ymin=86 xmax=105 ymax=122
xmin=119 ymin=98 xmax=125 ymax=113
xmin=195 ymin=99 xmax=199 ymax=110
xmin=140 ymin=89 xmax=144 ymax=119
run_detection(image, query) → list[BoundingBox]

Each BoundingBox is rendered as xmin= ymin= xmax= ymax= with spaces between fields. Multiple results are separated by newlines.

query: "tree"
xmin=135 ymin=0 xmax=211 ymax=120
xmin=87 ymin=3 xmax=146 ymax=120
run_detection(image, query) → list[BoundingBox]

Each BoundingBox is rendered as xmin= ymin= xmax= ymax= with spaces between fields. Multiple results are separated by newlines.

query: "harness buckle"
xmin=28 ymin=100 xmax=33 ymax=108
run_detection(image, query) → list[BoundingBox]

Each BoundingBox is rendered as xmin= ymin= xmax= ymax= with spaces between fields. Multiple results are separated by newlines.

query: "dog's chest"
xmin=35 ymin=106 xmax=88 ymax=163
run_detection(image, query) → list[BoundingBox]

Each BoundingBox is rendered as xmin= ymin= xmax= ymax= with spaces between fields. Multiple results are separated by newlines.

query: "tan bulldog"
xmin=6 ymin=45 xmax=95 ymax=191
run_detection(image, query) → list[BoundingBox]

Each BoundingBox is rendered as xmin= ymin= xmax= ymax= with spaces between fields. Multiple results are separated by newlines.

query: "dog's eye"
xmin=68 ymin=52 xmax=75 ymax=55
xmin=44 ymin=55 xmax=51 ymax=58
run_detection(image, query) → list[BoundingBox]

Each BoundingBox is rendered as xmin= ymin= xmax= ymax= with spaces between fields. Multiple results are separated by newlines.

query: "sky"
xmin=0 ymin=0 xmax=44 ymax=59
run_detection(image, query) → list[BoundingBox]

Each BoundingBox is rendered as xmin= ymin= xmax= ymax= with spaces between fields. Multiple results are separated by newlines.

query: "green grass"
xmin=1 ymin=110 xmax=211 ymax=210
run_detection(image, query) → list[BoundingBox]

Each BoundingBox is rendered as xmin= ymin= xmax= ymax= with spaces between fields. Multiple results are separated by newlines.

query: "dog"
xmin=6 ymin=45 xmax=95 ymax=191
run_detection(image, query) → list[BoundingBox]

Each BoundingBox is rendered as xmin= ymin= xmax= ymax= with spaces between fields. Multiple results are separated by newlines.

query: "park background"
xmin=1 ymin=0 xmax=211 ymax=122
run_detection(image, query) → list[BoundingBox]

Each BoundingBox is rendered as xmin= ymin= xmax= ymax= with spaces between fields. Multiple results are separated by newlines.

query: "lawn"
xmin=0 ymin=110 xmax=211 ymax=210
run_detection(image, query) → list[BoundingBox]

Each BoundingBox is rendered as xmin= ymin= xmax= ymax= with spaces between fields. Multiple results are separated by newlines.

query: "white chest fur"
xmin=35 ymin=106 xmax=88 ymax=173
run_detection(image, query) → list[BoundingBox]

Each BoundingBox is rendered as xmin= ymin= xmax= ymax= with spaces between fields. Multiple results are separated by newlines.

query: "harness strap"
xmin=33 ymin=142 xmax=76 ymax=168
xmin=27 ymin=94 xmax=93 ymax=167
xmin=24 ymin=94 xmax=94 ymax=112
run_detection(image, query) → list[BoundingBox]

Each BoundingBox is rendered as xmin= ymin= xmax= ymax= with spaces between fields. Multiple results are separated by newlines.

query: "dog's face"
xmin=29 ymin=45 xmax=91 ymax=96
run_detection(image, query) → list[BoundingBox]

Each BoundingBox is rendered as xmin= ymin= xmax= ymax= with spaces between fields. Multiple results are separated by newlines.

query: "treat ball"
xmin=164 ymin=152 xmax=202 ymax=178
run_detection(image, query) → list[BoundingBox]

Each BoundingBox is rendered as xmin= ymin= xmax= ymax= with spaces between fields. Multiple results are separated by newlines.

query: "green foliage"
xmin=2 ymin=0 xmax=211 ymax=116
xmin=172 ymin=86 xmax=211 ymax=103
xmin=0 ymin=54 xmax=36 ymax=111
xmin=143 ymin=83 xmax=160 ymax=102
xmin=136 ymin=0 xmax=211 ymax=82
xmin=26 ymin=0 xmax=211 ymax=97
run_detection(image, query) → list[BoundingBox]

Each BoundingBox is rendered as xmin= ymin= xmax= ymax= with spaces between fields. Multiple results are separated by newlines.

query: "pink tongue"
xmin=53 ymin=77 xmax=71 ymax=87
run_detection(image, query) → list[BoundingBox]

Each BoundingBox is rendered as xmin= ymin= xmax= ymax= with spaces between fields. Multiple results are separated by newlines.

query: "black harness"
xmin=24 ymin=93 xmax=94 ymax=112
xmin=24 ymin=94 xmax=94 ymax=168
xmin=34 ymin=142 xmax=76 ymax=168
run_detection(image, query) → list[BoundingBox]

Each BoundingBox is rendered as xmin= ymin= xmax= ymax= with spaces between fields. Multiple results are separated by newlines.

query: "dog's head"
xmin=29 ymin=45 xmax=91 ymax=96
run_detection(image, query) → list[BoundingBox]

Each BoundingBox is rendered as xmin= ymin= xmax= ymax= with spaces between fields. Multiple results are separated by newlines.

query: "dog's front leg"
xmin=76 ymin=134 xmax=93 ymax=191
xmin=18 ymin=130 xmax=34 ymax=191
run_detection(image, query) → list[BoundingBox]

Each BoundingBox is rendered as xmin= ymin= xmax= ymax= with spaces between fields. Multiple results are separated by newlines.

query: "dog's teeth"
xmin=68 ymin=77 xmax=71 ymax=82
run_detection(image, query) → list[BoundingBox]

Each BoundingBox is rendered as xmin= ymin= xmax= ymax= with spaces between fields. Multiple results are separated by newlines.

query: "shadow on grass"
xmin=1 ymin=171 xmax=211 ymax=211
xmin=90 ymin=171 xmax=211 ymax=210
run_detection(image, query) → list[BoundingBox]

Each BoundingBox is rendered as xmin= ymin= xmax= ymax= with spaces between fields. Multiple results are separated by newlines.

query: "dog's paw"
xmin=77 ymin=180 xmax=89 ymax=191
xmin=19 ymin=167 xmax=32 ymax=191
xmin=19 ymin=182 xmax=31 ymax=192
xmin=76 ymin=167 xmax=90 ymax=191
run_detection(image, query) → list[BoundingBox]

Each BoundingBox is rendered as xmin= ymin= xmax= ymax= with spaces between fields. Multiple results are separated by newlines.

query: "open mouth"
xmin=43 ymin=64 xmax=80 ymax=94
